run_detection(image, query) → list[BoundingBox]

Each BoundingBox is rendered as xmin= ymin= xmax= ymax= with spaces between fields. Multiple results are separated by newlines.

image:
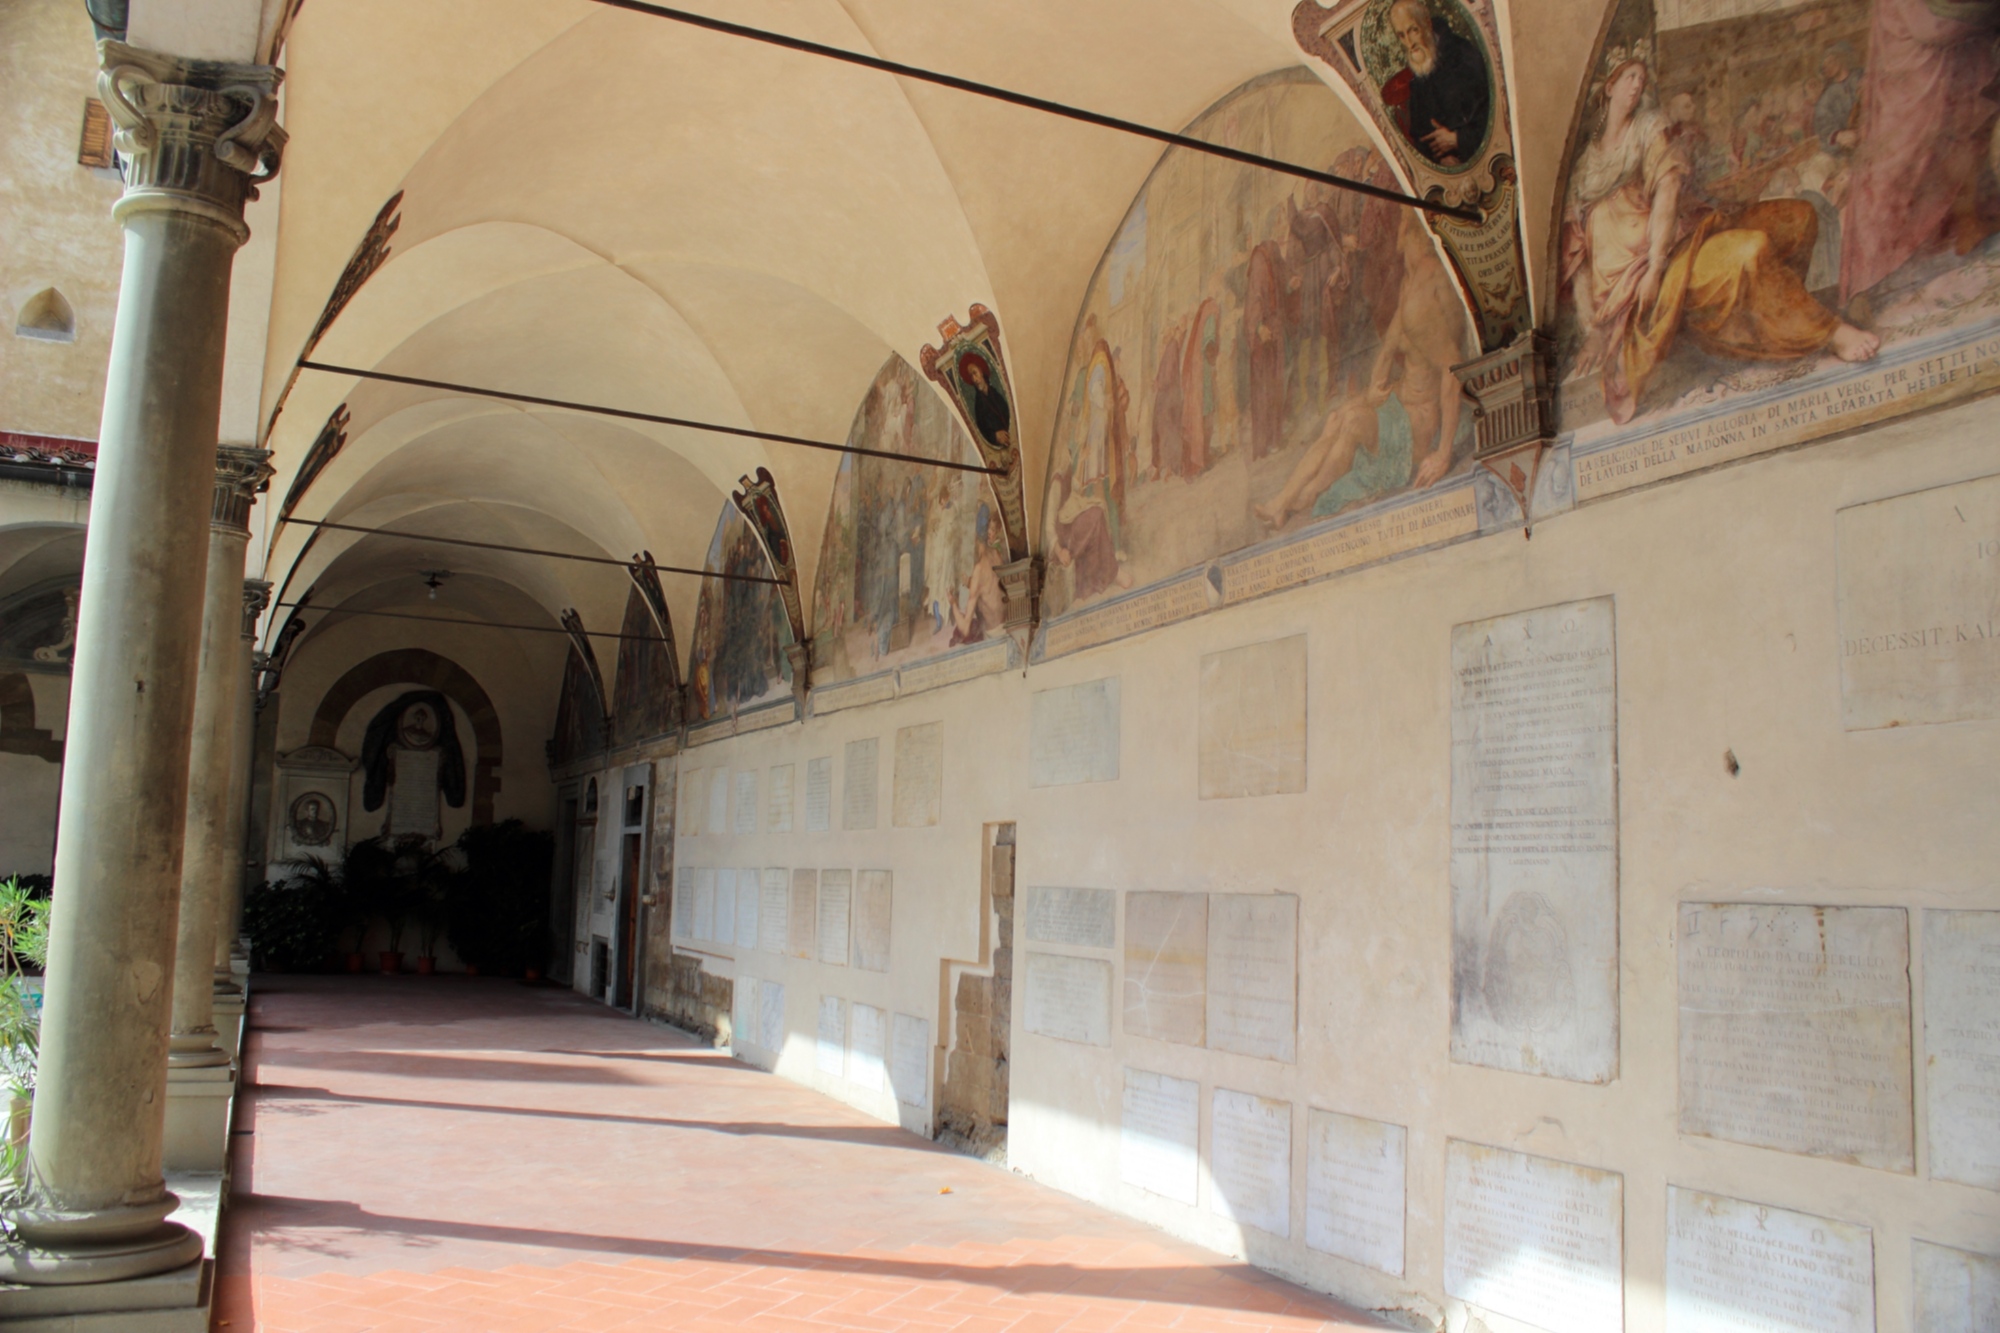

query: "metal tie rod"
xmin=295 ymin=361 xmax=1007 ymax=476
xmin=274 ymin=601 xmax=661 ymax=642
xmin=285 ymin=517 xmax=787 ymax=585
xmin=585 ymin=0 xmax=1481 ymax=223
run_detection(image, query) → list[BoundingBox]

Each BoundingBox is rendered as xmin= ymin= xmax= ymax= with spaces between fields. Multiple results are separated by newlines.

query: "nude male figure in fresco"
xmin=1254 ymin=211 xmax=1472 ymax=530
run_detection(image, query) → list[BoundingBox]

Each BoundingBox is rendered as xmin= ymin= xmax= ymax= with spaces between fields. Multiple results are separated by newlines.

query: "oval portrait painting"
xmin=1358 ymin=0 xmax=1493 ymax=170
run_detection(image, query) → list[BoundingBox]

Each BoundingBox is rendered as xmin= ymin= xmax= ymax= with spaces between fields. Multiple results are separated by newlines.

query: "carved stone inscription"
xmin=1120 ymin=1067 xmax=1199 ymax=1205
xmin=1025 ymin=886 xmax=1117 ymax=949
xmin=1124 ymin=892 xmax=1207 ymax=1045
xmin=850 ymin=1001 xmax=887 ymax=1093
xmin=817 ymin=869 xmax=852 ymax=967
xmin=679 ymin=766 xmax=703 ymax=835
xmin=692 ymin=867 xmax=715 ymax=943
xmin=1665 ymin=1187 xmax=1873 ymax=1333
xmin=734 ymin=771 xmax=758 ymax=834
xmin=768 ymin=763 xmax=794 ymax=832
xmin=1024 ymin=952 xmax=1113 ymax=1045
xmin=1924 ymin=909 xmax=2000 ymax=1189
xmin=805 ymin=756 xmax=832 ymax=831
xmin=707 ymin=770 xmax=728 ymax=837
xmin=1913 ymin=1239 xmax=2000 ymax=1333
xmin=1306 ymin=1109 xmax=1406 ymax=1276
xmin=756 ymin=979 xmax=784 ymax=1052
xmin=843 ymin=738 xmax=878 ymax=830
xmin=817 ymin=995 xmax=846 ymax=1076
xmin=1837 ymin=472 xmax=2000 ymax=729
xmin=1207 ymin=894 xmax=1298 ymax=1062
xmin=736 ymin=868 xmax=759 ymax=949
xmin=788 ymin=869 xmax=818 ymax=959
xmin=732 ymin=973 xmax=757 ymax=1049
xmin=1443 ymin=1141 xmax=1624 ymax=1333
xmin=1030 ymin=677 xmax=1121 ymax=786
xmin=1450 ymin=597 xmax=1619 ymax=1084
xmin=1679 ymin=903 xmax=1913 ymax=1171
xmin=890 ymin=1011 xmax=929 ymax=1109
xmin=713 ymin=869 xmax=735 ymax=948
xmin=1199 ymin=635 xmax=1307 ymax=800
xmin=759 ymin=868 xmax=789 ymax=955
xmin=853 ymin=870 xmax=892 ymax=973
xmin=1209 ymin=1089 xmax=1292 ymax=1238
xmin=892 ymin=722 xmax=943 ymax=827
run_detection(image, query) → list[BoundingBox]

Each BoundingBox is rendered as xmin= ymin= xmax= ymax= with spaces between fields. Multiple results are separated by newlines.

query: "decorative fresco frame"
xmin=920 ymin=305 xmax=1029 ymax=563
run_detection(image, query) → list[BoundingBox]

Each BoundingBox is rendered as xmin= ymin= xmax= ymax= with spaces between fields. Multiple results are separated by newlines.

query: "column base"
xmin=211 ymin=992 xmax=245 ymax=1061
xmin=162 ymin=1063 xmax=235 ymax=1172
xmin=0 ymin=1178 xmax=218 ymax=1323
xmin=0 ymin=1193 xmax=202 ymax=1286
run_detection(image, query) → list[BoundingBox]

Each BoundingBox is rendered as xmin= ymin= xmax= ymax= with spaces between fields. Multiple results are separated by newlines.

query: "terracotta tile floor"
xmin=216 ymin=976 xmax=1386 ymax=1333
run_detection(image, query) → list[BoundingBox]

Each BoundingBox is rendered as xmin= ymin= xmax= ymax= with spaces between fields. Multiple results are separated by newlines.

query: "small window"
xmin=77 ymin=100 xmax=113 ymax=169
xmin=583 ymin=777 xmax=599 ymax=815
xmin=15 ymin=289 xmax=75 ymax=343
xmin=624 ymin=784 xmax=644 ymax=827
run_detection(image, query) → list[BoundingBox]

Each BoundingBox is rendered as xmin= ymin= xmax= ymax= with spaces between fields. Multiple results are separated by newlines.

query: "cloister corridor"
xmin=214 ymin=978 xmax=1385 ymax=1333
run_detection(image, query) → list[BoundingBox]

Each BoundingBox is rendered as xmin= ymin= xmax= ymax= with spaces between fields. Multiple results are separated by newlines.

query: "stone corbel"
xmin=997 ymin=556 xmax=1042 ymax=660
xmin=1454 ymin=330 xmax=1556 ymax=532
xmin=784 ymin=642 xmax=811 ymax=719
xmin=241 ymin=579 xmax=272 ymax=640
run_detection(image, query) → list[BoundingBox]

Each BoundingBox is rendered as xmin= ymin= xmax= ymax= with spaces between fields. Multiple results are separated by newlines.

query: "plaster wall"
xmin=670 ymin=409 xmax=1999 ymax=1332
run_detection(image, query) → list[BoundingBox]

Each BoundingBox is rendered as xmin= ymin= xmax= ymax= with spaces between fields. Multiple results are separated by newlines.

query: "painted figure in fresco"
xmin=1253 ymin=211 xmax=1472 ymax=528
xmin=922 ymin=478 xmax=966 ymax=634
xmin=714 ymin=526 xmax=782 ymax=709
xmin=1150 ymin=318 xmax=1187 ymax=479
xmin=1052 ymin=323 xmax=1133 ymax=601
xmin=1839 ymin=0 xmax=2000 ymax=305
xmin=949 ymin=506 xmax=1008 ymax=645
xmin=1245 ymin=236 xmax=1291 ymax=459
xmin=1180 ymin=290 xmax=1223 ymax=474
xmin=1561 ymin=43 xmax=1878 ymax=426
xmin=957 ymin=351 xmax=1012 ymax=454
xmin=1380 ymin=0 xmax=1491 ymax=167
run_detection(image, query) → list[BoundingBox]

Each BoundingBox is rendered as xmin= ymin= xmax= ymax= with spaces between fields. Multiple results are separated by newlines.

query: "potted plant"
xmin=410 ymin=841 xmax=460 ymax=976
xmin=0 ymin=877 xmax=50 ymax=1186
xmin=244 ymin=872 xmax=338 ymax=973
xmin=445 ymin=821 xmax=554 ymax=979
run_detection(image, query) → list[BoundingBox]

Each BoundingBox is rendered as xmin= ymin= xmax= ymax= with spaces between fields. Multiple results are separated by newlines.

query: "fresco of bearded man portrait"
xmin=1362 ymin=0 xmax=1493 ymax=168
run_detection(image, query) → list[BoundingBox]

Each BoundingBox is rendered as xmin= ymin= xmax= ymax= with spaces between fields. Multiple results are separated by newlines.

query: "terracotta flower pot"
xmin=379 ymin=950 xmax=403 ymax=975
xmin=523 ymin=966 xmax=541 ymax=983
xmin=464 ymin=964 xmax=480 ymax=977
xmin=345 ymin=952 xmax=365 ymax=974
xmin=416 ymin=955 xmax=437 ymax=976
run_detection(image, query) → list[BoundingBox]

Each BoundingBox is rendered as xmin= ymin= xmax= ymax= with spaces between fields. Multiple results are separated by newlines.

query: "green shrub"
xmin=445 ymin=821 xmax=554 ymax=977
xmin=244 ymin=871 xmax=337 ymax=972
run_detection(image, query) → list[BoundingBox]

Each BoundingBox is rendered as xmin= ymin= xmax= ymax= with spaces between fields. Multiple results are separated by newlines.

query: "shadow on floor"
xmin=251 ymin=1048 xmax=652 ymax=1085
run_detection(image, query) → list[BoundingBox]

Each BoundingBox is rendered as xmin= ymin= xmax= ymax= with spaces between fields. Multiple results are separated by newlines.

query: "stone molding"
xmin=210 ymin=446 xmax=273 ymax=534
xmin=241 ymin=579 xmax=272 ymax=639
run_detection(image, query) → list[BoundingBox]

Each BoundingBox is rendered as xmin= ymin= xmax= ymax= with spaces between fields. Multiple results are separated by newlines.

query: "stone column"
xmin=0 ymin=41 xmax=282 ymax=1284
xmin=212 ymin=579 xmax=270 ymax=1058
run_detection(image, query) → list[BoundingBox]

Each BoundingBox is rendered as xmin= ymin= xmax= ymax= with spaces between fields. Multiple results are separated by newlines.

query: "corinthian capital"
xmin=212 ymin=446 xmax=274 ymax=533
xmin=96 ymin=40 xmax=284 ymax=243
xmin=241 ymin=580 xmax=273 ymax=639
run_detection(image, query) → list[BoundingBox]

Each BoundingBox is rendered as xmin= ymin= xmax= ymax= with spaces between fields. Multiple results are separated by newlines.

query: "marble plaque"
xmin=386 ymin=747 xmax=442 ymax=838
xmin=768 ymin=764 xmax=794 ymax=833
xmin=674 ymin=870 xmax=694 ymax=941
xmin=817 ymin=870 xmax=852 ymax=966
xmin=679 ymin=766 xmax=703 ymax=835
xmin=1837 ymin=472 xmax=2000 ymax=729
xmin=1923 ymin=909 xmax=2000 ymax=1189
xmin=758 ymin=868 xmax=789 ymax=955
xmin=1444 ymin=1141 xmax=1624 ymax=1333
xmin=732 ymin=973 xmax=757 ymax=1048
xmin=707 ymin=769 xmax=728 ymax=838
xmin=735 ymin=869 xmax=759 ymax=949
xmin=853 ymin=870 xmax=892 ymax=973
xmin=1125 ymin=892 xmax=1207 ymax=1045
xmin=788 ymin=869 xmax=818 ymax=959
xmin=890 ymin=1012 xmax=929 ymax=1109
xmin=843 ymin=738 xmax=879 ymax=830
xmin=1198 ymin=635 xmax=1308 ymax=800
xmin=692 ymin=867 xmax=716 ymax=943
xmin=817 ymin=995 xmax=847 ymax=1077
xmin=1023 ymin=952 xmax=1113 ymax=1045
xmin=1914 ymin=1240 xmax=2000 ymax=1333
xmin=805 ymin=756 xmax=832 ymax=832
xmin=713 ymin=869 xmax=736 ymax=947
xmin=898 ymin=639 xmax=1009 ymax=695
xmin=734 ymin=771 xmax=758 ymax=834
xmin=1030 ymin=678 xmax=1121 ymax=787
xmin=1665 ymin=1187 xmax=1873 ymax=1333
xmin=1208 ymin=894 xmax=1298 ymax=1062
xmin=1209 ymin=1088 xmax=1292 ymax=1237
xmin=1041 ymin=574 xmax=1210 ymax=659
xmin=1679 ymin=903 xmax=1913 ymax=1171
xmin=1025 ymin=886 xmax=1117 ymax=949
xmin=1450 ymin=597 xmax=1620 ymax=1084
xmin=756 ymin=979 xmax=785 ymax=1052
xmin=892 ymin=722 xmax=944 ymax=828
xmin=1120 ymin=1068 xmax=1200 ymax=1205
xmin=850 ymin=1002 xmax=887 ymax=1093
xmin=1306 ymin=1109 xmax=1406 ymax=1276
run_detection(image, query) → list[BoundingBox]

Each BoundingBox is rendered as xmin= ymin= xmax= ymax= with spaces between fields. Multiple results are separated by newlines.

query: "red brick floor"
xmin=216 ymin=976 xmax=1387 ymax=1333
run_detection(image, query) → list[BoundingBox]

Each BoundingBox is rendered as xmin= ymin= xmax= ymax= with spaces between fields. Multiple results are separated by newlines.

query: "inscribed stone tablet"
xmin=1444 ymin=1141 xmax=1624 ymax=1333
xmin=732 ymin=975 xmax=756 ymax=1049
xmin=692 ymin=868 xmax=715 ymax=943
xmin=713 ymin=869 xmax=736 ymax=947
xmin=387 ymin=748 xmax=442 ymax=838
xmin=1199 ymin=636 xmax=1307 ymax=799
xmin=768 ymin=764 xmax=794 ymax=833
xmin=734 ymin=771 xmax=758 ymax=834
xmin=756 ymin=979 xmax=784 ymax=1052
xmin=1025 ymin=886 xmax=1117 ymax=949
xmin=1208 ymin=894 xmax=1298 ymax=1062
xmin=679 ymin=766 xmax=702 ymax=835
xmin=788 ymin=869 xmax=817 ymax=959
xmin=850 ymin=1002 xmax=887 ymax=1093
xmin=804 ymin=757 xmax=832 ymax=832
xmin=891 ymin=1012 xmax=929 ymax=1108
xmin=707 ymin=770 xmax=728 ymax=838
xmin=735 ymin=869 xmax=759 ymax=949
xmin=1023 ymin=952 xmax=1113 ymax=1045
xmin=1914 ymin=1240 xmax=2000 ymax=1333
xmin=892 ymin=722 xmax=943 ymax=827
xmin=1306 ymin=1109 xmax=1406 ymax=1276
xmin=853 ymin=870 xmax=892 ymax=973
xmin=1923 ymin=909 xmax=2000 ymax=1189
xmin=1125 ymin=892 xmax=1207 ymax=1045
xmin=1450 ymin=597 xmax=1619 ymax=1084
xmin=1120 ymin=1068 xmax=1199 ymax=1205
xmin=758 ymin=868 xmax=788 ymax=955
xmin=1665 ymin=1187 xmax=1872 ymax=1333
xmin=843 ymin=738 xmax=879 ymax=830
xmin=817 ymin=995 xmax=846 ymax=1077
xmin=1679 ymin=903 xmax=1913 ymax=1171
xmin=817 ymin=870 xmax=852 ymax=966
xmin=1836 ymin=472 xmax=2000 ymax=729
xmin=674 ymin=871 xmax=694 ymax=941
xmin=1209 ymin=1089 xmax=1292 ymax=1237
xmin=1030 ymin=678 xmax=1121 ymax=787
